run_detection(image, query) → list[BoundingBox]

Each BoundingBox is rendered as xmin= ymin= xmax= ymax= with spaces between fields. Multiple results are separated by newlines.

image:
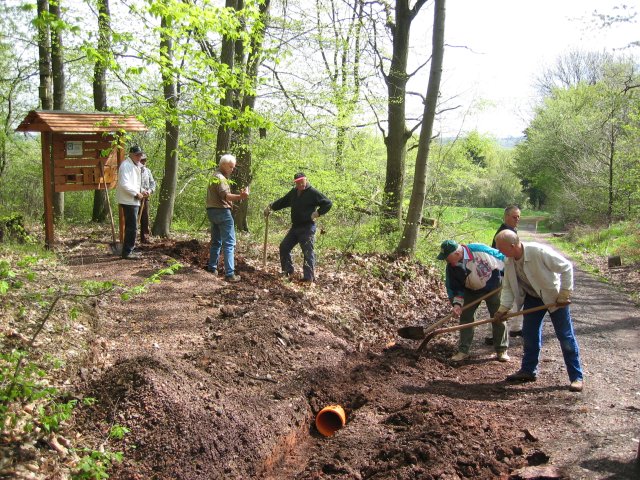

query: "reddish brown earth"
xmin=4 ymin=224 xmax=639 ymax=479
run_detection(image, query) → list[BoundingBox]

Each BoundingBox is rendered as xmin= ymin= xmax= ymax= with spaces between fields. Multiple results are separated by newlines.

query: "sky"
xmin=411 ymin=1 xmax=639 ymax=138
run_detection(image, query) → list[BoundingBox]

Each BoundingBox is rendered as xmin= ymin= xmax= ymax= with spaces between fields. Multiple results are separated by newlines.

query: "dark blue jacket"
xmin=271 ymin=184 xmax=332 ymax=227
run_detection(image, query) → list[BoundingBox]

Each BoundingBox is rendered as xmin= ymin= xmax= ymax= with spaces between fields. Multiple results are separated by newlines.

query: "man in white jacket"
xmin=116 ymin=145 xmax=147 ymax=259
xmin=494 ymin=230 xmax=584 ymax=392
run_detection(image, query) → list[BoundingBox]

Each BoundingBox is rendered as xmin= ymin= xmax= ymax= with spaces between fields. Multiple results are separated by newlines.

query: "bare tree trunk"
xmin=397 ymin=0 xmax=445 ymax=255
xmin=152 ymin=14 xmax=179 ymax=238
xmin=231 ymin=0 xmax=270 ymax=232
xmin=607 ymin=123 xmax=614 ymax=226
xmin=381 ymin=0 xmax=428 ymax=225
xmin=50 ymin=0 xmax=64 ymax=110
xmin=92 ymin=0 xmax=111 ymax=222
xmin=37 ymin=0 xmax=52 ymax=111
xmin=49 ymin=0 xmax=65 ymax=220
xmin=215 ymin=0 xmax=238 ymax=157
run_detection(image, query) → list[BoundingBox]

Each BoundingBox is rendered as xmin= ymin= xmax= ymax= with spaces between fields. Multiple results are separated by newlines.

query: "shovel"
xmin=398 ymin=286 xmax=502 ymax=340
xmin=99 ymin=161 xmax=121 ymax=255
xmin=262 ymin=213 xmax=269 ymax=268
xmin=416 ymin=302 xmax=564 ymax=355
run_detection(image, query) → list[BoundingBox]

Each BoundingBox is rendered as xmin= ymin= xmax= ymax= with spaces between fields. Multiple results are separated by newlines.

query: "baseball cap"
xmin=437 ymin=239 xmax=459 ymax=260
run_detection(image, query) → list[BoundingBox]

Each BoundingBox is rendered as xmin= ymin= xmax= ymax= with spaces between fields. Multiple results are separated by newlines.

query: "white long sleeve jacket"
xmin=116 ymin=157 xmax=142 ymax=206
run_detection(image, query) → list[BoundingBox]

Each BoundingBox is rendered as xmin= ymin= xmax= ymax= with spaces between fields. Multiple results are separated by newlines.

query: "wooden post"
xmin=117 ymin=144 xmax=125 ymax=244
xmin=41 ymin=132 xmax=54 ymax=248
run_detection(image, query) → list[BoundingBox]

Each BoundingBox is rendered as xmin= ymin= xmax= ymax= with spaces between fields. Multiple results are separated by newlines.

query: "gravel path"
xmin=517 ymin=226 xmax=640 ymax=478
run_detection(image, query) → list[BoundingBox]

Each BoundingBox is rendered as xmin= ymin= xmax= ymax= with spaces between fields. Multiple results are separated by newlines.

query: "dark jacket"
xmin=271 ymin=184 xmax=332 ymax=227
xmin=491 ymin=223 xmax=517 ymax=248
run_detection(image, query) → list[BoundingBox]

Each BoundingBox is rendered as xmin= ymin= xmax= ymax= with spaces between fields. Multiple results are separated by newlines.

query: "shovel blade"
xmin=397 ymin=326 xmax=426 ymax=340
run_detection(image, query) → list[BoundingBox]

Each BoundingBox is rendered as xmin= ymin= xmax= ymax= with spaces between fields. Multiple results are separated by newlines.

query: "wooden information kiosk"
xmin=15 ymin=111 xmax=147 ymax=248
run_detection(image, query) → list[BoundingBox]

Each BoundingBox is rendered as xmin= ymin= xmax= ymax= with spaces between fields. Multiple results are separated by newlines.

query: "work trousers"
xmin=279 ymin=223 xmax=316 ymax=281
xmin=120 ymin=204 xmax=139 ymax=258
xmin=458 ymin=288 xmax=508 ymax=354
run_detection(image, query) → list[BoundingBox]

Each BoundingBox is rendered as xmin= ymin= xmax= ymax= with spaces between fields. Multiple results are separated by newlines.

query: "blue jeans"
xmin=207 ymin=208 xmax=236 ymax=277
xmin=279 ymin=223 xmax=316 ymax=281
xmin=521 ymin=294 xmax=583 ymax=382
xmin=120 ymin=204 xmax=139 ymax=257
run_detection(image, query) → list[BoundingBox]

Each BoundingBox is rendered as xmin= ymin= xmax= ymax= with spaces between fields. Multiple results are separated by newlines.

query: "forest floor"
xmin=1 ymin=220 xmax=639 ymax=479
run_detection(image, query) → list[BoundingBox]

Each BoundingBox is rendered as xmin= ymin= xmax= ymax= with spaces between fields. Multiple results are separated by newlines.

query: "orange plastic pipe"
xmin=315 ymin=405 xmax=346 ymax=437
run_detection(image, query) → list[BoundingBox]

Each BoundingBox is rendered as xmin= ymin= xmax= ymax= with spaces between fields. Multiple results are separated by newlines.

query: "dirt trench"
xmin=65 ymin=233 xmax=639 ymax=479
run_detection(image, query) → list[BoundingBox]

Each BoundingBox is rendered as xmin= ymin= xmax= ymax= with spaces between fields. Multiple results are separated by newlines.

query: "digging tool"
xmin=397 ymin=286 xmax=502 ymax=340
xmin=99 ymin=161 xmax=121 ymax=255
xmin=416 ymin=302 xmax=563 ymax=355
xmin=137 ymin=197 xmax=145 ymax=225
xmin=262 ymin=213 xmax=269 ymax=268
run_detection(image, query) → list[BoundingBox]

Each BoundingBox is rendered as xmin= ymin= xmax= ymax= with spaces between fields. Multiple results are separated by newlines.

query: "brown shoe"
xmin=225 ymin=274 xmax=241 ymax=283
xmin=569 ymin=379 xmax=583 ymax=392
xmin=506 ymin=370 xmax=537 ymax=382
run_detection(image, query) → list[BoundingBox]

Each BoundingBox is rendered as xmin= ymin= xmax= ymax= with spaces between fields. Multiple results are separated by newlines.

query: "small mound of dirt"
xmin=83 ymin=354 xmax=310 ymax=479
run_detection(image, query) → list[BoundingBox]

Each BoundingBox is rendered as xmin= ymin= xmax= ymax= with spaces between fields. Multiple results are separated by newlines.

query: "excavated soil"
xmin=48 ymin=227 xmax=640 ymax=479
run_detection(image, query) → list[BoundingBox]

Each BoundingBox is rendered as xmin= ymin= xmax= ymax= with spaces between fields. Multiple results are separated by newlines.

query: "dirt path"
xmin=510 ymin=226 xmax=640 ymax=478
xmin=62 ymin=228 xmax=639 ymax=479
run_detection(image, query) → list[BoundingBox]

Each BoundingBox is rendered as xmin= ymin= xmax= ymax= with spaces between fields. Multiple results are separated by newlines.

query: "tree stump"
xmin=607 ymin=255 xmax=621 ymax=268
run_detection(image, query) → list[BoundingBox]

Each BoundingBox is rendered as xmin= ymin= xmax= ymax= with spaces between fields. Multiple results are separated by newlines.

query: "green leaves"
xmin=120 ymin=260 xmax=182 ymax=301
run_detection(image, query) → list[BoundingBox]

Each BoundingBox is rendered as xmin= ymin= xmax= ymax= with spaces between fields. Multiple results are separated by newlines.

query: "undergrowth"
xmin=0 ymin=242 xmax=182 ymax=478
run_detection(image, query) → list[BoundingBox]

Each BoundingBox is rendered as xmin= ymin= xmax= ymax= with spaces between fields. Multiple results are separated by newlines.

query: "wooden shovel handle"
xmin=417 ymin=302 xmax=561 ymax=355
xmin=424 ymin=286 xmax=503 ymax=335
xmin=262 ymin=214 xmax=269 ymax=268
xmin=99 ymin=161 xmax=117 ymax=244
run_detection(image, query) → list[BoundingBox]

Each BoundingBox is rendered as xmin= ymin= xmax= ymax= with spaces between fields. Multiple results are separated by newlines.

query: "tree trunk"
xmin=50 ymin=1 xmax=65 ymax=110
xmin=152 ymin=14 xmax=179 ymax=238
xmin=607 ymin=123 xmax=614 ymax=226
xmin=50 ymin=0 xmax=65 ymax=220
xmin=37 ymin=0 xmax=52 ymax=111
xmin=381 ymin=0 xmax=428 ymax=225
xmin=92 ymin=0 xmax=111 ymax=222
xmin=231 ymin=0 xmax=270 ymax=232
xmin=396 ymin=0 xmax=445 ymax=255
xmin=215 ymin=0 xmax=238 ymax=157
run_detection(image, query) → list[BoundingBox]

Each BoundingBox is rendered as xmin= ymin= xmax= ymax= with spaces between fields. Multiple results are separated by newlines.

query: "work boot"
xmin=569 ymin=379 xmax=584 ymax=392
xmin=225 ymin=274 xmax=241 ymax=283
xmin=506 ymin=370 xmax=537 ymax=382
xmin=495 ymin=351 xmax=510 ymax=362
xmin=122 ymin=252 xmax=142 ymax=260
xmin=450 ymin=351 xmax=469 ymax=362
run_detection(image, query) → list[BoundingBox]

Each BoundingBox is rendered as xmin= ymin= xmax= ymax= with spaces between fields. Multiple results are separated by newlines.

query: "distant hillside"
xmin=440 ymin=136 xmax=524 ymax=148
xmin=498 ymin=136 xmax=524 ymax=148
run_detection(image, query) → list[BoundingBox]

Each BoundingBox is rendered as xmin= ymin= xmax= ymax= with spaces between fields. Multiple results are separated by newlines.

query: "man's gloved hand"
xmin=493 ymin=305 xmax=510 ymax=321
xmin=263 ymin=205 xmax=271 ymax=217
xmin=556 ymin=289 xmax=571 ymax=306
xmin=311 ymin=211 xmax=319 ymax=221
xmin=452 ymin=304 xmax=462 ymax=318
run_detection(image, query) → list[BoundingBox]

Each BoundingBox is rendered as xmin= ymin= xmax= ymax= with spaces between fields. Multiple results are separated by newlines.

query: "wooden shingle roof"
xmin=16 ymin=110 xmax=147 ymax=133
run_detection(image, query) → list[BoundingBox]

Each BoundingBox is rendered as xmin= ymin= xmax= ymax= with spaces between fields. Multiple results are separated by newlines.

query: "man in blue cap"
xmin=438 ymin=239 xmax=509 ymax=362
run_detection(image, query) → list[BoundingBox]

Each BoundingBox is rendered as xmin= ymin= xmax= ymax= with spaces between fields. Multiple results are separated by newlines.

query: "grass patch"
xmin=549 ymin=221 xmax=640 ymax=264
